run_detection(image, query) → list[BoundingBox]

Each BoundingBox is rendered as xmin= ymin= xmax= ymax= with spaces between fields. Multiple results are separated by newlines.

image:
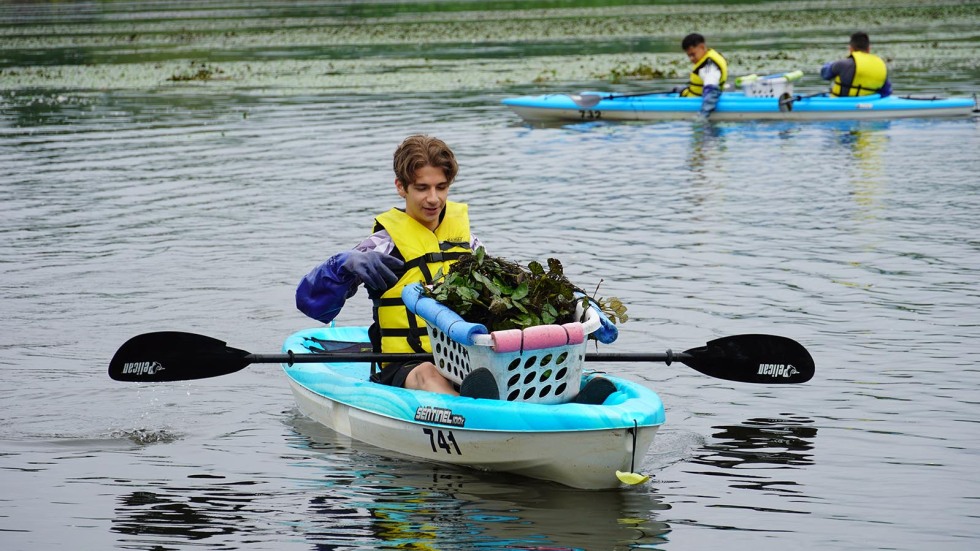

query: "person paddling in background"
xmin=820 ymin=31 xmax=891 ymax=97
xmin=679 ymin=33 xmax=728 ymax=119
xmin=296 ymin=135 xmax=494 ymax=397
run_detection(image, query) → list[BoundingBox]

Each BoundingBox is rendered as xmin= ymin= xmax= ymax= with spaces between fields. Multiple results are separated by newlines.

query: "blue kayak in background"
xmin=502 ymin=91 xmax=977 ymax=122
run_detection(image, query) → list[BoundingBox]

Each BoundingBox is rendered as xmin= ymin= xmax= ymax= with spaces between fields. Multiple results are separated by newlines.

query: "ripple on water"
xmin=112 ymin=428 xmax=183 ymax=446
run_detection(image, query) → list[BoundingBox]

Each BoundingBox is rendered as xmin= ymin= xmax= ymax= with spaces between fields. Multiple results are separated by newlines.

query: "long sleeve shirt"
xmin=820 ymin=57 xmax=892 ymax=97
xmin=296 ymin=229 xmax=484 ymax=324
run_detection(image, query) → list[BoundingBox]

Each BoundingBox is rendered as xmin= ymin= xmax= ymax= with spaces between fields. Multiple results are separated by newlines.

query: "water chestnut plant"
xmin=424 ymin=248 xmax=626 ymax=333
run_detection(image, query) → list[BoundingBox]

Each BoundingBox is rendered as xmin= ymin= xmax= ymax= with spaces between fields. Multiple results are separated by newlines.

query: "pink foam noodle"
xmin=491 ymin=329 xmax=523 ymax=353
xmin=522 ymin=324 xmax=572 ymax=350
xmin=561 ymin=322 xmax=585 ymax=345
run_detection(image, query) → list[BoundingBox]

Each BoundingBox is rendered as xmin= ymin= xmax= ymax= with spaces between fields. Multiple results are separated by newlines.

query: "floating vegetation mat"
xmin=1 ymin=0 xmax=977 ymax=94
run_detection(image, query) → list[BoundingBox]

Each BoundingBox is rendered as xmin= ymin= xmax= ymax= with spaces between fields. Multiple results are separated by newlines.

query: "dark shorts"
xmin=370 ymin=361 xmax=421 ymax=388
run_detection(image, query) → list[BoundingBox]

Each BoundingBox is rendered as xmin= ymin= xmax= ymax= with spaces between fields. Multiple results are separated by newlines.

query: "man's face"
xmin=685 ymin=43 xmax=707 ymax=63
xmin=397 ymin=165 xmax=450 ymax=231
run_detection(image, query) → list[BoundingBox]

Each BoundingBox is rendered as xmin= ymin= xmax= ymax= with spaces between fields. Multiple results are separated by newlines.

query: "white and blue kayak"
xmin=502 ymin=91 xmax=978 ymax=123
xmin=281 ymin=325 xmax=666 ymax=490
xmin=108 ymin=323 xmax=814 ymax=489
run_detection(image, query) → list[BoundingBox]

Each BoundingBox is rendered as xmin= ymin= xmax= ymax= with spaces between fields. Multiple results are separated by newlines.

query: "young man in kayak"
xmin=295 ymin=135 xmax=616 ymax=404
xmin=679 ymin=33 xmax=728 ymax=119
xmin=820 ymin=31 xmax=891 ymax=97
xmin=295 ymin=134 xmax=488 ymax=396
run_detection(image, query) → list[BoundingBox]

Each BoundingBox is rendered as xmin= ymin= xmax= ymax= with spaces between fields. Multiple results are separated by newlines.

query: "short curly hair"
xmin=393 ymin=135 xmax=458 ymax=187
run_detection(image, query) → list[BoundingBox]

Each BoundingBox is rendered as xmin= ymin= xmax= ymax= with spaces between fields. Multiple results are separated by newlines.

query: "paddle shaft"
xmin=597 ymin=89 xmax=676 ymax=100
xmin=570 ymin=89 xmax=676 ymax=108
xmin=779 ymin=91 xmax=825 ymax=111
xmin=784 ymin=91 xmax=824 ymax=103
xmin=258 ymin=351 xmax=690 ymax=366
xmin=108 ymin=331 xmax=814 ymax=384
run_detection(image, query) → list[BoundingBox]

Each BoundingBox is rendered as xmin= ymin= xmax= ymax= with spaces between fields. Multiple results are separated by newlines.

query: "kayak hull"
xmin=502 ymin=92 xmax=977 ymax=122
xmin=283 ymin=326 xmax=665 ymax=489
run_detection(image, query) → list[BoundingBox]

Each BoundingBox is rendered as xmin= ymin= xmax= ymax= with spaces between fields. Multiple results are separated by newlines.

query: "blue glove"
xmin=878 ymin=79 xmax=892 ymax=98
xmin=342 ymin=251 xmax=404 ymax=292
xmin=699 ymin=85 xmax=721 ymax=119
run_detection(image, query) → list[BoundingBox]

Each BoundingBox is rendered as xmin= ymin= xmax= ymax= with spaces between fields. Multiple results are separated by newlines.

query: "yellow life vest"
xmin=680 ymin=48 xmax=728 ymax=97
xmin=373 ymin=202 xmax=472 ymax=354
xmin=832 ymin=51 xmax=888 ymax=97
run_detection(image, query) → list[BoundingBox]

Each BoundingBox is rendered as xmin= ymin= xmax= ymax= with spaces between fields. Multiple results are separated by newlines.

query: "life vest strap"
xmin=402 ymin=251 xmax=469 ymax=269
xmin=400 ymin=251 xmax=469 ymax=283
xmin=378 ymin=327 xmax=426 ymax=352
xmin=440 ymin=241 xmax=469 ymax=251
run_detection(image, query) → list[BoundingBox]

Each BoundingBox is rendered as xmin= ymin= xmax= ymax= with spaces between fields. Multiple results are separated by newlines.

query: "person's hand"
xmin=342 ymin=251 xmax=404 ymax=291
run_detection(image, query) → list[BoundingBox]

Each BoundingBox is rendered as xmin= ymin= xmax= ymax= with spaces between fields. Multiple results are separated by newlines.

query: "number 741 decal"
xmin=422 ymin=427 xmax=461 ymax=455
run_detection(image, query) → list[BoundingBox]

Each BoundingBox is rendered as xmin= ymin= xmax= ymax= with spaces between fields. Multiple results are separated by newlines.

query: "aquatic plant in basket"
xmin=423 ymin=248 xmax=627 ymax=333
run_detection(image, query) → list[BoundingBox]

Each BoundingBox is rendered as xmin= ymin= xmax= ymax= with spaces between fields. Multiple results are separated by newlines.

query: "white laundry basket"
xmin=405 ymin=284 xmax=603 ymax=403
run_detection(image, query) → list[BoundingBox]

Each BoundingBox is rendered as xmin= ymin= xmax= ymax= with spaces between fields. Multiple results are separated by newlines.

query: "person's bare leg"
xmin=405 ymin=362 xmax=458 ymax=395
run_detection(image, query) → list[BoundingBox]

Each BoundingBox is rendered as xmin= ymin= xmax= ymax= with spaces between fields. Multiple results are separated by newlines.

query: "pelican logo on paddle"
xmin=121 ymin=361 xmax=166 ymax=376
xmin=757 ymin=363 xmax=798 ymax=378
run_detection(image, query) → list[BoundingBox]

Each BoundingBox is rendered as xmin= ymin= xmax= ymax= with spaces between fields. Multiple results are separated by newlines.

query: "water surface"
xmin=2 ymin=1 xmax=979 ymax=550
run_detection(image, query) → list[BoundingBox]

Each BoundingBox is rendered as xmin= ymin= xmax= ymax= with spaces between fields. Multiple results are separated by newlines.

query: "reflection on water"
xmin=289 ymin=414 xmax=672 ymax=550
xmin=112 ymin=477 xmax=276 ymax=547
xmin=688 ymin=415 xmax=816 ymax=495
xmin=835 ymin=121 xmax=892 ymax=158
xmin=688 ymin=121 xmax=726 ymax=176
xmin=834 ymin=121 xmax=892 ymax=218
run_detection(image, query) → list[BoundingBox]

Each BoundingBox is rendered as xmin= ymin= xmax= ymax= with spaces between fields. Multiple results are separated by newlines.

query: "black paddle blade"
xmin=778 ymin=92 xmax=794 ymax=112
xmin=681 ymin=334 xmax=814 ymax=384
xmin=109 ymin=332 xmax=251 ymax=382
